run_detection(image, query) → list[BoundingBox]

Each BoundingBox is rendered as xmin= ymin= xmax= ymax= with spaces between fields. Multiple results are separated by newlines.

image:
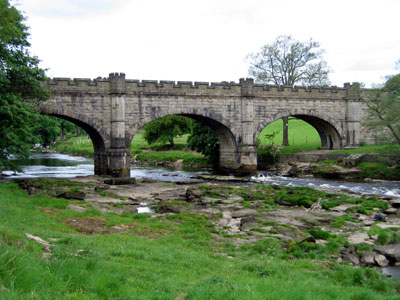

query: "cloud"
xmin=20 ymin=0 xmax=130 ymax=18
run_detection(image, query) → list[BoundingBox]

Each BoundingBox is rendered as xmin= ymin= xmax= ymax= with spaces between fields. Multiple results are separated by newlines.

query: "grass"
xmin=1 ymin=182 xmax=399 ymax=299
xmin=333 ymin=144 xmax=400 ymax=155
xmin=258 ymin=118 xmax=322 ymax=153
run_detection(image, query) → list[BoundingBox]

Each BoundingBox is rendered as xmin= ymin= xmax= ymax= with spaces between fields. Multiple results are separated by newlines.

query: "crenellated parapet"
xmin=45 ymin=75 xmax=361 ymax=101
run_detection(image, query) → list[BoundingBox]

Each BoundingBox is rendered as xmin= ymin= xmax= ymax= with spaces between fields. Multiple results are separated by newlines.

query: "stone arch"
xmin=256 ymin=110 xmax=342 ymax=150
xmin=129 ymin=111 xmax=240 ymax=171
xmin=38 ymin=106 xmax=108 ymax=175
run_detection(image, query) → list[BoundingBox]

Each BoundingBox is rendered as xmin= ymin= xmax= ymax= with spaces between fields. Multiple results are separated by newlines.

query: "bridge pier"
xmin=94 ymin=151 xmax=108 ymax=175
xmin=107 ymin=72 xmax=131 ymax=178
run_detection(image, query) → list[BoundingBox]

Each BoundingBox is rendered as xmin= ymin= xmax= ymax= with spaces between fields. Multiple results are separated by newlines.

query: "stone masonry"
xmin=39 ymin=73 xmax=375 ymax=178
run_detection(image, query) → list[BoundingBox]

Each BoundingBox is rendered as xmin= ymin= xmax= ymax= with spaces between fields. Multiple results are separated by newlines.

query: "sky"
xmin=14 ymin=0 xmax=400 ymax=87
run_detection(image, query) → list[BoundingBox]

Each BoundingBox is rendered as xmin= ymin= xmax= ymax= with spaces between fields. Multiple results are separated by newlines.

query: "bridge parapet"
xmin=45 ymin=75 xmax=358 ymax=101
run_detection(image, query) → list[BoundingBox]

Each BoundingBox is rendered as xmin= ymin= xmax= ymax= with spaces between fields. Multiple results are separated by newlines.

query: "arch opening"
xmin=129 ymin=114 xmax=240 ymax=172
xmin=257 ymin=114 xmax=342 ymax=153
xmin=40 ymin=113 xmax=108 ymax=175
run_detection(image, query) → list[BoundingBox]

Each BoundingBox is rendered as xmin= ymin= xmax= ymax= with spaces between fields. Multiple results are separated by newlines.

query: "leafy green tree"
xmin=143 ymin=115 xmax=192 ymax=148
xmin=0 ymin=0 xmax=49 ymax=170
xmin=247 ymin=35 xmax=331 ymax=146
xmin=364 ymin=70 xmax=400 ymax=144
xmin=32 ymin=116 xmax=61 ymax=147
xmin=187 ymin=121 xmax=219 ymax=167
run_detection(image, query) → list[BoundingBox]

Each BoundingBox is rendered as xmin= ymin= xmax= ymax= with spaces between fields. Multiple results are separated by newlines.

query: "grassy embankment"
xmin=1 ymin=182 xmax=400 ymax=299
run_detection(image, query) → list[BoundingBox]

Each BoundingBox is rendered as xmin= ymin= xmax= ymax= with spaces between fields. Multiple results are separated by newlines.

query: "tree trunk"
xmin=282 ymin=116 xmax=289 ymax=146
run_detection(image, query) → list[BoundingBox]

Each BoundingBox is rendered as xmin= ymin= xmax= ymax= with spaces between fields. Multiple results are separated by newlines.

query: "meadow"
xmin=1 ymin=182 xmax=399 ymax=299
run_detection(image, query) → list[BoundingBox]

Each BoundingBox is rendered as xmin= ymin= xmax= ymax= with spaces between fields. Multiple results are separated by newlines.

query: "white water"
xmin=251 ymin=172 xmax=400 ymax=198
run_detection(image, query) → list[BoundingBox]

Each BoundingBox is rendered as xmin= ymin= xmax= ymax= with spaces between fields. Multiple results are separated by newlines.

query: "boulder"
xmin=390 ymin=199 xmax=400 ymax=208
xmin=375 ymin=244 xmax=400 ymax=262
xmin=57 ymin=191 xmax=86 ymax=201
xmin=343 ymin=253 xmax=360 ymax=266
xmin=374 ymin=254 xmax=389 ymax=267
xmin=185 ymin=187 xmax=203 ymax=202
xmin=360 ymin=251 xmax=376 ymax=266
xmin=384 ymin=208 xmax=398 ymax=214
xmin=342 ymin=154 xmax=364 ymax=167
xmin=231 ymin=209 xmax=257 ymax=218
xmin=347 ymin=232 xmax=370 ymax=244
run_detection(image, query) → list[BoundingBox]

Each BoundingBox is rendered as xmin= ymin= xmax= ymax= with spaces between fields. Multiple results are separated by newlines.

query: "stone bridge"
xmin=39 ymin=73 xmax=373 ymax=178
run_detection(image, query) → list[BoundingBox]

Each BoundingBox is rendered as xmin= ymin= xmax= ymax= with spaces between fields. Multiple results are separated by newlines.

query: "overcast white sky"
xmin=14 ymin=0 xmax=400 ymax=87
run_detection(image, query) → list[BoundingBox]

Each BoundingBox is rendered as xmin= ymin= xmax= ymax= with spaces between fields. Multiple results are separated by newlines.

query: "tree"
xmin=0 ymin=0 xmax=49 ymax=170
xmin=187 ymin=121 xmax=219 ymax=168
xmin=143 ymin=115 xmax=192 ymax=148
xmin=247 ymin=35 xmax=331 ymax=146
xmin=364 ymin=73 xmax=400 ymax=145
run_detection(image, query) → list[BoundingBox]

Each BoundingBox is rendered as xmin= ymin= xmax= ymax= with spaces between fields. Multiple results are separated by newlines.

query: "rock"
xmin=360 ymin=251 xmax=376 ymax=266
xmin=67 ymin=204 xmax=87 ymax=212
xmin=57 ymin=191 xmax=86 ymax=201
xmin=390 ymin=199 xmax=400 ymax=208
xmin=342 ymin=154 xmax=364 ymax=167
xmin=375 ymin=244 xmax=400 ymax=262
xmin=332 ymin=203 xmax=359 ymax=212
xmin=347 ymin=232 xmax=370 ymax=244
xmin=343 ymin=253 xmax=360 ymax=266
xmin=186 ymin=187 xmax=203 ymax=202
xmin=200 ymin=197 xmax=222 ymax=205
xmin=374 ymin=213 xmax=387 ymax=222
xmin=104 ymin=178 xmax=136 ymax=185
xmin=94 ymin=184 xmax=110 ymax=191
xmin=384 ymin=208 xmax=398 ymax=214
xmin=222 ymin=194 xmax=243 ymax=204
xmin=362 ymin=220 xmax=375 ymax=226
xmin=231 ymin=209 xmax=257 ymax=218
xmin=25 ymin=233 xmax=51 ymax=258
xmin=374 ymin=254 xmax=389 ymax=267
xmin=276 ymin=199 xmax=296 ymax=206
xmin=312 ymin=164 xmax=362 ymax=179
xmin=375 ymin=223 xmax=400 ymax=230
xmin=173 ymin=159 xmax=184 ymax=169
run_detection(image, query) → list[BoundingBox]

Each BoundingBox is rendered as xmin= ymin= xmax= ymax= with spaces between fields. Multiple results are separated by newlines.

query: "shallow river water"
xmin=4 ymin=152 xmax=399 ymax=198
xmin=2 ymin=152 xmax=400 ymax=280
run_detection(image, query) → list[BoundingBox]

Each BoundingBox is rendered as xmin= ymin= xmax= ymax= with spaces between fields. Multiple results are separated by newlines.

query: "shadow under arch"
xmin=39 ymin=112 xmax=108 ymax=175
xmin=293 ymin=115 xmax=342 ymax=149
xmin=130 ymin=113 xmax=240 ymax=172
xmin=257 ymin=113 xmax=342 ymax=150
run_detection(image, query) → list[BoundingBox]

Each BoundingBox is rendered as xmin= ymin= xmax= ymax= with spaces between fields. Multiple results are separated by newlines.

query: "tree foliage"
xmin=0 ymin=0 xmax=49 ymax=170
xmin=364 ymin=72 xmax=400 ymax=145
xmin=247 ymin=35 xmax=331 ymax=146
xmin=143 ymin=115 xmax=192 ymax=147
xmin=247 ymin=35 xmax=331 ymax=86
xmin=187 ymin=121 xmax=219 ymax=167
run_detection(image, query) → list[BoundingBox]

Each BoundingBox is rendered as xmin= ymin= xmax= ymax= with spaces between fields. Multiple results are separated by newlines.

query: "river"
xmin=3 ymin=152 xmax=399 ymax=198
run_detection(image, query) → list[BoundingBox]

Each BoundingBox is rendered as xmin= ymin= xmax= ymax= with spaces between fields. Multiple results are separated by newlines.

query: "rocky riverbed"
xmin=15 ymin=176 xmax=400 ymax=272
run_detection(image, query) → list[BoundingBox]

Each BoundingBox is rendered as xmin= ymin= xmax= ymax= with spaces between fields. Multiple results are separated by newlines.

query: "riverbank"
xmin=271 ymin=149 xmax=400 ymax=181
xmin=1 ymin=177 xmax=400 ymax=299
xmin=49 ymin=136 xmax=210 ymax=169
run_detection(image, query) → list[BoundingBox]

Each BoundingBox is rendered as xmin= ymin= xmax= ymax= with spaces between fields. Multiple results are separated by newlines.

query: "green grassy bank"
xmin=1 ymin=182 xmax=399 ymax=299
xmin=51 ymin=132 xmax=208 ymax=168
